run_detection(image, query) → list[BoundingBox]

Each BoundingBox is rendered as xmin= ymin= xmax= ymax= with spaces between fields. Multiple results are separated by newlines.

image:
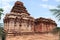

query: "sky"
xmin=0 ymin=0 xmax=60 ymax=27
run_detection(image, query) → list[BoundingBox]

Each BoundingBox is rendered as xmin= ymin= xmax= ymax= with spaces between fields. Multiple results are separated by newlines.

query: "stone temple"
xmin=4 ymin=1 xmax=59 ymax=40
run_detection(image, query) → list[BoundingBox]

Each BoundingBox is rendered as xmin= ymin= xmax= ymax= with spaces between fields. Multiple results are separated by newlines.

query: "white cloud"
xmin=40 ymin=4 xmax=57 ymax=9
xmin=2 ymin=5 xmax=12 ymax=14
xmin=55 ymin=0 xmax=60 ymax=2
xmin=2 ymin=0 xmax=17 ymax=3
xmin=1 ymin=0 xmax=17 ymax=13
xmin=2 ymin=3 xmax=12 ymax=13
xmin=42 ymin=0 xmax=48 ymax=2
xmin=0 ymin=0 xmax=18 ymax=23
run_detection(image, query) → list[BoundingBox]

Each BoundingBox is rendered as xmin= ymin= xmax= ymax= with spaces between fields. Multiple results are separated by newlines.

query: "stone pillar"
xmin=44 ymin=23 xmax=47 ymax=32
xmin=31 ymin=22 xmax=34 ymax=32
xmin=41 ymin=23 xmax=44 ymax=32
xmin=14 ymin=22 xmax=19 ymax=32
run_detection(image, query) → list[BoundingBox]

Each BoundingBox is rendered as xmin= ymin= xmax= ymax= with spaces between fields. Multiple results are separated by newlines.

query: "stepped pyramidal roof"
xmin=11 ymin=1 xmax=30 ymax=15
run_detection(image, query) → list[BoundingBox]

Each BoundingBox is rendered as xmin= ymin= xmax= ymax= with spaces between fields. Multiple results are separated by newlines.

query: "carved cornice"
xmin=6 ymin=32 xmax=53 ymax=36
xmin=35 ymin=17 xmax=57 ymax=26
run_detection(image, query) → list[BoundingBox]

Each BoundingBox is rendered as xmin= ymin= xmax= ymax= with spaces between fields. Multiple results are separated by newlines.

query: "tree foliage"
xmin=50 ymin=5 xmax=60 ymax=21
xmin=53 ymin=27 xmax=60 ymax=40
xmin=53 ymin=27 xmax=60 ymax=32
xmin=0 ymin=8 xmax=5 ymax=40
xmin=0 ymin=8 xmax=4 ymax=20
xmin=0 ymin=26 xmax=6 ymax=40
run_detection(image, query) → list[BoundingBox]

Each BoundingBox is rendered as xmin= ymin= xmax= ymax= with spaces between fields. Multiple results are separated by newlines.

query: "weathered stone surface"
xmin=4 ymin=1 xmax=59 ymax=40
xmin=6 ymin=33 xmax=59 ymax=40
xmin=11 ymin=1 xmax=30 ymax=15
xmin=35 ymin=17 xmax=57 ymax=32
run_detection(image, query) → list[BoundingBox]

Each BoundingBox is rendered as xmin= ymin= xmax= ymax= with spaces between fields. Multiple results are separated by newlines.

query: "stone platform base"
xmin=6 ymin=33 xmax=59 ymax=40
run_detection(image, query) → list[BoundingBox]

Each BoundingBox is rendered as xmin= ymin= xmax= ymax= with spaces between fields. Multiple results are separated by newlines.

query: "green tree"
xmin=50 ymin=5 xmax=60 ymax=40
xmin=0 ymin=8 xmax=4 ymax=20
xmin=0 ymin=8 xmax=5 ymax=40
xmin=0 ymin=27 xmax=6 ymax=40
xmin=53 ymin=27 xmax=60 ymax=40
xmin=50 ymin=5 xmax=60 ymax=21
xmin=0 ymin=8 xmax=4 ymax=28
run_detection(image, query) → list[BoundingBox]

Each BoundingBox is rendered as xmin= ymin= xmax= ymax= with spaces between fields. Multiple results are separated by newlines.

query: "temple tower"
xmin=4 ymin=1 xmax=35 ymax=35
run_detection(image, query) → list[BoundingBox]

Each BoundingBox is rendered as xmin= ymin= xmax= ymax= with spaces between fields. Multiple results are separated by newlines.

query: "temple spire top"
xmin=11 ymin=1 xmax=30 ymax=15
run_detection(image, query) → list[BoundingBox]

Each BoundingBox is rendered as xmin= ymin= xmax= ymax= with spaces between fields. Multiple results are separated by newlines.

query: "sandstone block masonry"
xmin=4 ymin=1 xmax=59 ymax=40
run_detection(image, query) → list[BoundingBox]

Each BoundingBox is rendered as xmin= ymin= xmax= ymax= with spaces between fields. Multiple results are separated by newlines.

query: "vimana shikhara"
xmin=4 ymin=1 xmax=59 ymax=40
